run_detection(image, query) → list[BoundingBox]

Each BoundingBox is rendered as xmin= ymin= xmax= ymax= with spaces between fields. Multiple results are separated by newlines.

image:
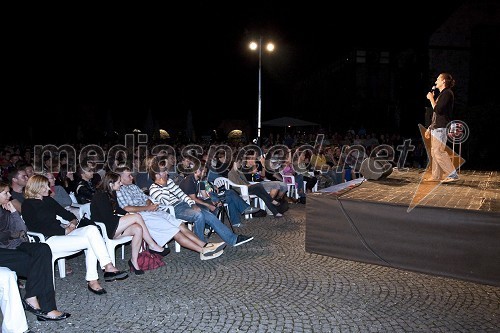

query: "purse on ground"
xmin=137 ymin=241 xmax=165 ymax=271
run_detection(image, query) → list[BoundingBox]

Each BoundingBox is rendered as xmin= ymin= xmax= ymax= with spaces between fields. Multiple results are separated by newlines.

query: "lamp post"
xmin=249 ymin=37 xmax=274 ymax=145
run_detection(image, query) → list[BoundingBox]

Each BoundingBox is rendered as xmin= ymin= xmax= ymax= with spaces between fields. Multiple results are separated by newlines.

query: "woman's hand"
xmin=1 ymin=201 xmax=17 ymax=213
xmin=65 ymin=223 xmax=77 ymax=235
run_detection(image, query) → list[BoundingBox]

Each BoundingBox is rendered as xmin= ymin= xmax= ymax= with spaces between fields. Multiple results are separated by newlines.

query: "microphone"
xmin=430 ymin=85 xmax=436 ymax=93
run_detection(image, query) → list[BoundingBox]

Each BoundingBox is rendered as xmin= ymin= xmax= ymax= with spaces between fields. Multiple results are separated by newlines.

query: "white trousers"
xmin=0 ymin=267 xmax=29 ymax=333
xmin=46 ymin=225 xmax=112 ymax=281
xmin=431 ymin=128 xmax=457 ymax=180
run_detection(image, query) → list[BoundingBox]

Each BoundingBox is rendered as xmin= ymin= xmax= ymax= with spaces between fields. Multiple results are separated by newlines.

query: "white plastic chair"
xmin=214 ymin=177 xmax=265 ymax=209
xmin=161 ymin=205 xmax=192 ymax=253
xmin=79 ymin=203 xmax=133 ymax=266
xmin=280 ymin=172 xmax=300 ymax=200
xmin=27 ymin=231 xmax=81 ymax=288
xmin=308 ymin=171 xmax=318 ymax=192
xmin=69 ymin=191 xmax=82 ymax=208
xmin=213 ymin=177 xmax=264 ymax=217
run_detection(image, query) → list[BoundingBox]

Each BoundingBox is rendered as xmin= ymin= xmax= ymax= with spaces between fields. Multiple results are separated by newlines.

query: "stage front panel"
xmin=306 ymin=193 xmax=500 ymax=287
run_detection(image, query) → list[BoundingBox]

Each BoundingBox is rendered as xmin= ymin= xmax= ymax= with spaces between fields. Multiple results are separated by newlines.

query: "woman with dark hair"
xmin=91 ymin=172 xmax=170 ymax=275
xmin=425 ymin=72 xmax=459 ymax=183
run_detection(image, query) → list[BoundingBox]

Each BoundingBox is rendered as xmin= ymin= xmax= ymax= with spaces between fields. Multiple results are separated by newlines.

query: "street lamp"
xmin=249 ymin=37 xmax=274 ymax=145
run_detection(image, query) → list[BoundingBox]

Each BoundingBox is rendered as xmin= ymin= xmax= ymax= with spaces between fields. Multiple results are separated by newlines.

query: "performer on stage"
xmin=424 ymin=73 xmax=459 ymax=183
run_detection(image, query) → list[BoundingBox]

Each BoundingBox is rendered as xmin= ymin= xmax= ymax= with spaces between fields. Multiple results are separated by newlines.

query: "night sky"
xmin=4 ymin=1 xmax=470 ymax=143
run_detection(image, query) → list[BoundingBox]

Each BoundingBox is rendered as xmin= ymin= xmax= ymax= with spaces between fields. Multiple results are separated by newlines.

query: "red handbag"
xmin=137 ymin=241 xmax=165 ymax=271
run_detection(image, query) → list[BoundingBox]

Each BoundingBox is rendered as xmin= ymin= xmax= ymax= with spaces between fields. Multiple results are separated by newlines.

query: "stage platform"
xmin=306 ymin=168 xmax=500 ymax=287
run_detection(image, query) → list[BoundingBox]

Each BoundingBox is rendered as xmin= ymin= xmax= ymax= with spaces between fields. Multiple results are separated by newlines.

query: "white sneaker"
xmin=200 ymin=249 xmax=224 ymax=260
xmin=202 ymin=242 xmax=226 ymax=255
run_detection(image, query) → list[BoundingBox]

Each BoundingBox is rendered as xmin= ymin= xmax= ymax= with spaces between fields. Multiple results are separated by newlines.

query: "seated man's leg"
xmin=224 ymin=190 xmax=249 ymax=225
xmin=248 ymin=184 xmax=280 ymax=215
xmin=295 ymin=174 xmax=306 ymax=198
xmin=0 ymin=267 xmax=29 ymax=333
xmin=200 ymin=209 xmax=238 ymax=245
xmin=174 ymin=202 xmax=207 ymax=242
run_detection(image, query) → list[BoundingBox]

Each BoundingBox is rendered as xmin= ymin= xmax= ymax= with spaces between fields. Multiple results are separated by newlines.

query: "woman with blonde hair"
xmin=21 ymin=175 xmax=128 ymax=295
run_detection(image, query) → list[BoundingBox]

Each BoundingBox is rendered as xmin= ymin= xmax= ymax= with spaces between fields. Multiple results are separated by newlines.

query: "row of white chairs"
xmin=27 ymin=181 xmax=269 ymax=287
xmin=281 ymin=171 xmax=318 ymax=200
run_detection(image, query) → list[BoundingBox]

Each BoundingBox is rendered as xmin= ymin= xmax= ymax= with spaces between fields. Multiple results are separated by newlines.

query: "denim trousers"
xmin=208 ymin=189 xmax=250 ymax=226
xmin=224 ymin=189 xmax=250 ymax=225
xmin=174 ymin=202 xmax=237 ymax=245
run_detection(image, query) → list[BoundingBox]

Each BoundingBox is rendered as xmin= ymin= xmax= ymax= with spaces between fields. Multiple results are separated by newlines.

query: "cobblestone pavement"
xmin=8 ymin=204 xmax=500 ymax=332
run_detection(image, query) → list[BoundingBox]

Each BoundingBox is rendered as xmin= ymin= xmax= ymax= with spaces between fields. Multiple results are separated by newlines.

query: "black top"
xmin=9 ymin=190 xmax=24 ymax=204
xmin=179 ymin=174 xmax=198 ymax=196
xmin=75 ymin=179 xmax=96 ymax=204
xmin=22 ymin=197 xmax=77 ymax=237
xmin=430 ymin=88 xmax=454 ymax=129
xmin=90 ymin=191 xmax=126 ymax=239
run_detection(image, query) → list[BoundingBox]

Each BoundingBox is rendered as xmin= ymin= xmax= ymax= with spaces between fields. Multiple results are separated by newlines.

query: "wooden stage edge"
xmin=323 ymin=168 xmax=499 ymax=213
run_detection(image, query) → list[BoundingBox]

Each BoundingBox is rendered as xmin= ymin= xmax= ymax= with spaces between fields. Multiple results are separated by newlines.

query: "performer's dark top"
xmin=430 ymin=88 xmax=454 ymax=129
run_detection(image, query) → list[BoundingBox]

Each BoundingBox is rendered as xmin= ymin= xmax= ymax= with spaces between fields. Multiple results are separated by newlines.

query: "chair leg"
xmin=176 ymin=222 xmax=193 ymax=252
xmin=52 ymin=259 xmax=57 ymax=289
xmin=121 ymin=245 xmax=125 ymax=260
xmin=58 ymin=258 xmax=66 ymax=278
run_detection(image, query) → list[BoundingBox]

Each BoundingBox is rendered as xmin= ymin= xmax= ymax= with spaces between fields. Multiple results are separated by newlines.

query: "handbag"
xmin=137 ymin=241 xmax=165 ymax=271
xmin=77 ymin=213 xmax=103 ymax=237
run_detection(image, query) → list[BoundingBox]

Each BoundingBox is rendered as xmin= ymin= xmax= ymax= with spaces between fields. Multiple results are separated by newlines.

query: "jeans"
xmin=225 ymin=189 xmax=250 ymax=225
xmin=174 ymin=202 xmax=238 ymax=245
xmin=293 ymin=174 xmax=306 ymax=198
xmin=207 ymin=189 xmax=250 ymax=226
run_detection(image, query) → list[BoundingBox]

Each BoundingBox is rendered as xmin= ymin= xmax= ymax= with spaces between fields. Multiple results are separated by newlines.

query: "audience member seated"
xmin=164 ymin=153 xmax=185 ymax=185
xmin=133 ymin=155 xmax=155 ymax=194
xmin=21 ymin=175 xmax=128 ymax=295
xmin=0 ymin=267 xmax=32 ymax=332
xmin=148 ymin=158 xmax=254 ymax=249
xmin=40 ymin=171 xmax=72 ymax=209
xmin=179 ymin=163 xmax=261 ymax=227
xmin=228 ymin=158 xmax=284 ymax=218
xmin=0 ymin=181 xmax=70 ymax=323
xmin=7 ymin=168 xmax=28 ymax=213
xmin=74 ymin=165 xmax=96 ymax=204
xmin=91 ymin=172 xmax=170 ymax=274
xmin=114 ymin=166 xmax=225 ymax=260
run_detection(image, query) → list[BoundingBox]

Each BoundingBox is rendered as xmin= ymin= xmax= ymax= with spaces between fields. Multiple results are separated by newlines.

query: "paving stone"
xmin=3 ymin=202 xmax=499 ymax=332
